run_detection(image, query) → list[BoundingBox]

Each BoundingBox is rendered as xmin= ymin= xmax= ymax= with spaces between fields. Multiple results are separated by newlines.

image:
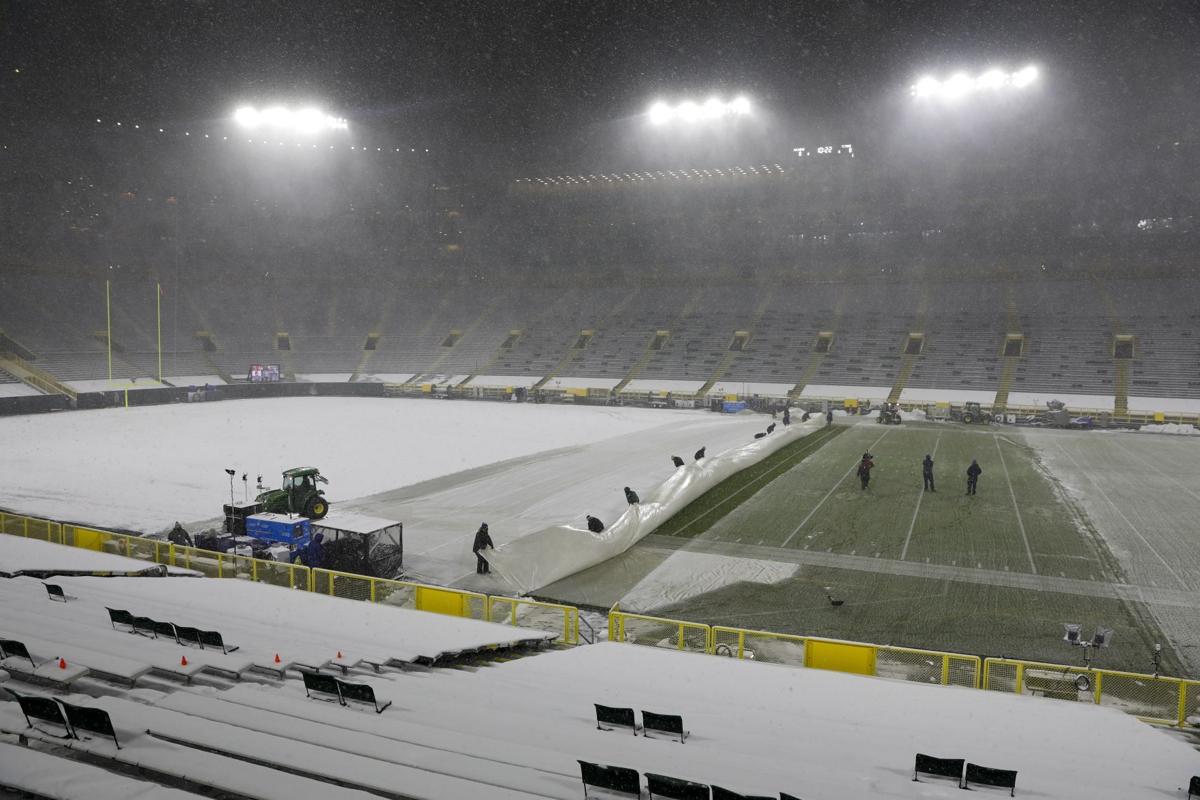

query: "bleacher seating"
xmin=5 ymin=274 xmax=1200 ymax=411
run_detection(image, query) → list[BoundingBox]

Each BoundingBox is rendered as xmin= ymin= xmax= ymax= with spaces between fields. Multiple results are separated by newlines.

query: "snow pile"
xmin=0 ymin=535 xmax=198 ymax=575
xmin=1138 ymin=423 xmax=1198 ymax=436
xmin=899 ymin=408 xmax=928 ymax=421
xmin=485 ymin=416 xmax=825 ymax=592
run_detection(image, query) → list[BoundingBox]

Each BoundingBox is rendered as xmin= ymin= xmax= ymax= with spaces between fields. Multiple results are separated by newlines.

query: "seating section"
xmin=5 ymin=274 xmax=1199 ymax=404
xmin=2 ymin=566 xmax=1197 ymax=799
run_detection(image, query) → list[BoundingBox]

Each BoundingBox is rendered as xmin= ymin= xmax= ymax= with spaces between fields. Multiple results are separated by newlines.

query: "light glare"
xmin=232 ymin=104 xmax=349 ymax=133
xmin=645 ymin=96 xmax=752 ymax=125
xmin=910 ymin=65 xmax=1041 ymax=100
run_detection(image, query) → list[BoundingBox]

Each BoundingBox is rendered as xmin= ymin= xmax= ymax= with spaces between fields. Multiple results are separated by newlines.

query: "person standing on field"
xmin=966 ymin=459 xmax=982 ymax=495
xmin=472 ymin=522 xmax=494 ymax=574
xmin=922 ymin=454 xmax=936 ymax=492
xmin=857 ymin=452 xmax=875 ymax=490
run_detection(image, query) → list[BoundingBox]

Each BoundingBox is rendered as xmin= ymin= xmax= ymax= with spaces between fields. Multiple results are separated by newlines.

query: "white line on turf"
xmin=899 ymin=431 xmax=942 ymax=561
xmin=995 ymin=434 xmax=1038 ymax=574
xmin=1053 ymin=439 xmax=1188 ymax=590
xmin=780 ymin=427 xmax=892 ymax=548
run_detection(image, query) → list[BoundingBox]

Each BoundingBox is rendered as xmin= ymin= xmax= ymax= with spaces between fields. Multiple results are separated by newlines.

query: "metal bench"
xmin=595 ymin=703 xmax=639 ymax=734
xmin=642 ymin=710 xmax=688 ymax=743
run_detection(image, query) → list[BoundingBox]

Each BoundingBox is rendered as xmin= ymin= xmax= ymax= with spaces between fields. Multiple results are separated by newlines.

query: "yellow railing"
xmin=487 ymin=596 xmax=579 ymax=644
xmin=982 ymin=657 xmax=1200 ymax=727
xmin=710 ymin=625 xmax=980 ymax=688
xmin=0 ymin=511 xmax=62 ymax=544
xmin=311 ymin=568 xmax=487 ymax=620
xmin=608 ymin=605 xmax=710 ymax=652
xmin=6 ymin=508 xmax=1200 ymax=729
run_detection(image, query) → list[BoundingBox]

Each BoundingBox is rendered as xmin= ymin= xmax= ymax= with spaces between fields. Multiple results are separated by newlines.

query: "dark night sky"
xmin=2 ymin=1 xmax=1198 ymax=158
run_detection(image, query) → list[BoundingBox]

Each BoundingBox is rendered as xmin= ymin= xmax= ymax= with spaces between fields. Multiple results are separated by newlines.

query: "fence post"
xmin=251 ymin=558 xmax=258 ymax=582
xmin=941 ymin=655 xmax=950 ymax=685
xmin=369 ymin=578 xmax=377 ymax=603
xmin=1093 ymin=671 xmax=1103 ymax=705
xmin=1177 ymin=682 xmax=1188 ymax=728
xmin=1014 ymin=662 xmax=1024 ymax=694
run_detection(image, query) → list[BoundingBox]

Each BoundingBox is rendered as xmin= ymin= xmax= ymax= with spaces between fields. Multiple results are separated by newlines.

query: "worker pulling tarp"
xmin=484 ymin=414 xmax=825 ymax=593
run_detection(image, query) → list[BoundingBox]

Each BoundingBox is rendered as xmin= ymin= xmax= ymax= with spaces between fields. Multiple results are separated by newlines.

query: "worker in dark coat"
xmin=167 ymin=521 xmax=193 ymax=548
xmin=857 ymin=453 xmax=875 ymax=490
xmin=472 ymin=523 xmax=493 ymax=574
xmin=782 ymin=407 xmax=791 ymax=425
xmin=294 ymin=532 xmax=324 ymax=568
xmin=826 ymin=409 xmax=834 ymax=425
xmin=922 ymin=455 xmax=936 ymax=492
xmin=586 ymin=515 xmax=605 ymax=533
xmin=966 ymin=460 xmax=982 ymax=495
xmin=624 ymin=486 xmax=640 ymax=504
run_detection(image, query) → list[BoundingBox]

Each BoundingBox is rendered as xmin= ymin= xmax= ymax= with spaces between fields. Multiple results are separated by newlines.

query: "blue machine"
xmin=723 ymin=401 xmax=747 ymax=413
xmin=244 ymin=513 xmax=312 ymax=549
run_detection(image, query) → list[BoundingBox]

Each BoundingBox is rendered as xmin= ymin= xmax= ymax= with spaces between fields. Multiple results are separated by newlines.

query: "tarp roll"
xmin=485 ymin=415 xmax=826 ymax=593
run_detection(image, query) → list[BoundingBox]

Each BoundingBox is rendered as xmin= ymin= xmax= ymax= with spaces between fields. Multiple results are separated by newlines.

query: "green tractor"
xmin=952 ymin=401 xmax=994 ymax=425
xmin=256 ymin=467 xmax=330 ymax=519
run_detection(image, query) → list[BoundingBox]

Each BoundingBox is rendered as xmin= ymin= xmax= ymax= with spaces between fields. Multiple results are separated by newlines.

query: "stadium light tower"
xmin=646 ymin=95 xmax=753 ymax=126
xmin=232 ymin=104 xmax=350 ymax=133
xmin=910 ymin=65 xmax=1040 ymax=101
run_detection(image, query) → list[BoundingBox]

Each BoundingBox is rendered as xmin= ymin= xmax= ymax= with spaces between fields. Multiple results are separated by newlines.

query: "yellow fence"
xmin=710 ymin=626 xmax=980 ymax=688
xmin=982 ymin=657 xmax=1200 ymax=727
xmin=6 ymin=509 xmax=1200 ymax=729
xmin=608 ymin=606 xmax=711 ymax=652
xmin=0 ymin=511 xmax=62 ymax=544
xmin=311 ymin=568 xmax=487 ymax=620
xmin=488 ymin=596 xmax=580 ymax=645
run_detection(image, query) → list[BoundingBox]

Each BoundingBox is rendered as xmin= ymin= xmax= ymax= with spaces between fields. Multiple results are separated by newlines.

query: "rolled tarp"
xmin=485 ymin=415 xmax=826 ymax=593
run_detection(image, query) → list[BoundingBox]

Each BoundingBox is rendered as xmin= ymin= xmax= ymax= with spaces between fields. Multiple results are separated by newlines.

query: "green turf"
xmin=651 ymin=425 xmax=844 ymax=539
xmin=648 ymin=420 xmax=1182 ymax=674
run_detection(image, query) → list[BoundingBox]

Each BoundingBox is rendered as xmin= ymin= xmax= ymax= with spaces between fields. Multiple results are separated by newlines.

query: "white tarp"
xmin=485 ymin=415 xmax=825 ymax=593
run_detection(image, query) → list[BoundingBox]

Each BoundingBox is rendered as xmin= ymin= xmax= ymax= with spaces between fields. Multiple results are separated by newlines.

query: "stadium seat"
xmin=301 ymin=670 xmax=343 ymax=705
xmin=646 ymin=772 xmax=710 ymax=800
xmin=153 ymin=620 xmax=180 ymax=643
xmin=106 ymin=607 xmax=135 ymax=630
xmin=132 ymin=616 xmax=158 ymax=637
xmin=0 ymin=639 xmax=36 ymax=669
xmin=1188 ymin=776 xmax=1200 ymax=800
xmin=963 ymin=763 xmax=1017 ymax=796
xmin=595 ymin=703 xmax=639 ymax=734
xmin=43 ymin=583 xmax=66 ymax=602
xmin=913 ymin=753 xmax=964 ymax=786
xmin=59 ymin=700 xmax=121 ymax=749
xmin=198 ymin=629 xmax=239 ymax=654
xmin=642 ymin=710 xmax=688 ymax=743
xmin=578 ymin=761 xmax=641 ymax=799
xmin=336 ymin=679 xmax=392 ymax=714
xmin=11 ymin=690 xmax=73 ymax=739
xmin=174 ymin=625 xmax=203 ymax=647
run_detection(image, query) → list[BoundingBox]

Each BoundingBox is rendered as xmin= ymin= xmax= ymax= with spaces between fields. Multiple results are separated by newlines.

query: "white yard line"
xmin=899 ymin=432 xmax=942 ymax=561
xmin=780 ymin=428 xmax=892 ymax=548
xmin=994 ymin=434 xmax=1038 ymax=574
xmin=1053 ymin=439 xmax=1188 ymax=590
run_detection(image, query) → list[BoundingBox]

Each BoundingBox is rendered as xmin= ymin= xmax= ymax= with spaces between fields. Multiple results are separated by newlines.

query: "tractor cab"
xmin=256 ymin=467 xmax=330 ymax=519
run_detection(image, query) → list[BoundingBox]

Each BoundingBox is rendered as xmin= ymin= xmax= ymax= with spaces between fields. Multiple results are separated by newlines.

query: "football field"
xmin=644 ymin=420 xmax=1185 ymax=675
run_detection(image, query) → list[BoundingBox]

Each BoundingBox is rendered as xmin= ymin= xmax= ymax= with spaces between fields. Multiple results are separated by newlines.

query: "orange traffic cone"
xmin=181 ymin=655 xmax=189 ymax=666
xmin=58 ymin=657 xmax=67 ymax=669
xmin=337 ymin=650 xmax=343 ymax=659
xmin=274 ymin=653 xmax=281 ymax=664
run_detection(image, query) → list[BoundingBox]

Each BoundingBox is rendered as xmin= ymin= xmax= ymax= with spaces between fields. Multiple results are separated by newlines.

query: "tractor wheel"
xmin=304 ymin=494 xmax=329 ymax=519
xmin=962 ymin=412 xmax=974 ymax=424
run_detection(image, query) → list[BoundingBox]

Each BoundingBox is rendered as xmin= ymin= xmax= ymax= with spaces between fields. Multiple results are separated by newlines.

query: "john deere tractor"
xmin=951 ymin=401 xmax=994 ymax=425
xmin=256 ymin=467 xmax=330 ymax=519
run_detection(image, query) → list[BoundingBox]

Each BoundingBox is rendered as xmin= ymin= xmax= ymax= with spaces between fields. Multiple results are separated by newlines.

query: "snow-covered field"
xmin=0 ymin=398 xmax=769 ymax=586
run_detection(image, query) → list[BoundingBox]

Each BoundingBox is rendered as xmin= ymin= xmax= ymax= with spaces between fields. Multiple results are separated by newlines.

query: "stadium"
xmin=1 ymin=2 xmax=1199 ymax=799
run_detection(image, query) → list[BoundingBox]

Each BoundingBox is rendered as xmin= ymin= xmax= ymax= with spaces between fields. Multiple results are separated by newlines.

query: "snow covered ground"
xmin=0 ymin=535 xmax=197 ymax=575
xmin=0 ymin=398 xmax=764 ymax=586
xmin=0 ymin=382 xmax=41 ymax=398
xmin=1020 ymin=427 xmax=1200 ymax=673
